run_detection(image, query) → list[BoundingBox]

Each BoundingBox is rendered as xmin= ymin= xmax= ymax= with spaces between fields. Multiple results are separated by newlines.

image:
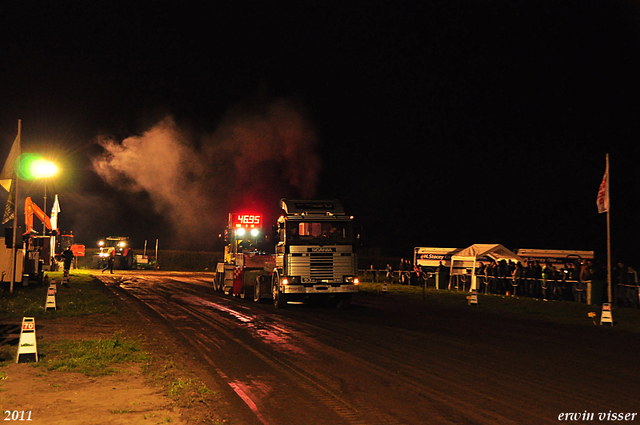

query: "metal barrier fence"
xmin=359 ymin=269 xmax=435 ymax=286
xmin=358 ymin=269 xmax=628 ymax=306
xmin=448 ymin=274 xmax=590 ymax=302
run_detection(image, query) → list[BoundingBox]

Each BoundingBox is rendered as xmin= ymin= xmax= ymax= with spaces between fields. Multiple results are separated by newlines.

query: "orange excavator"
xmin=22 ymin=197 xmax=55 ymax=277
xmin=24 ymin=196 xmax=52 ymax=234
xmin=23 ymin=197 xmax=84 ymax=275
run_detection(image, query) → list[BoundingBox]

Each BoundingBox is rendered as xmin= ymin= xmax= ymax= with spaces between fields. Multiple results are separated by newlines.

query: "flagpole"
xmin=10 ymin=120 xmax=21 ymax=294
xmin=606 ymin=153 xmax=612 ymax=305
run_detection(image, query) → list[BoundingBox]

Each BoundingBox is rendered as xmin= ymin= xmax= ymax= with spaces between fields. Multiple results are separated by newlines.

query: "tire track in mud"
xmin=98 ymin=274 xmax=531 ymax=424
xmin=97 ymin=274 xmax=379 ymax=425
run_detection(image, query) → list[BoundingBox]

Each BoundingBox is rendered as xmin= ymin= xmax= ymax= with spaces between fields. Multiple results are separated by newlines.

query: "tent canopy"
xmin=451 ymin=244 xmax=524 ymax=264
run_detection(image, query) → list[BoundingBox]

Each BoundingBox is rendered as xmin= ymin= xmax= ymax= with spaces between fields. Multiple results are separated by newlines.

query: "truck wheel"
xmin=213 ymin=272 xmax=223 ymax=292
xmin=125 ymin=251 xmax=134 ymax=270
xmin=254 ymin=276 xmax=262 ymax=303
xmin=272 ymin=277 xmax=287 ymax=309
xmin=212 ymin=273 xmax=219 ymax=291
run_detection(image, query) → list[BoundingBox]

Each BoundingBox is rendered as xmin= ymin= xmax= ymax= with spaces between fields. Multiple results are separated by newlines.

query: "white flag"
xmin=50 ymin=194 xmax=61 ymax=230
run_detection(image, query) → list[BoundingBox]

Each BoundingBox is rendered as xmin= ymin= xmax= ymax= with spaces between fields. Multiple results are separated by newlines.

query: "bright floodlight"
xmin=250 ymin=229 xmax=259 ymax=237
xmin=236 ymin=228 xmax=246 ymax=237
xmin=32 ymin=159 xmax=58 ymax=178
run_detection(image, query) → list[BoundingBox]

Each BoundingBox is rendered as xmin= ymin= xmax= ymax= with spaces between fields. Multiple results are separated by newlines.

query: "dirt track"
xmin=92 ymin=272 xmax=640 ymax=425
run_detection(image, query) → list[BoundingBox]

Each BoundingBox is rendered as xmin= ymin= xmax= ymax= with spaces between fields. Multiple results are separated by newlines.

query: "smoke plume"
xmin=91 ymin=99 xmax=321 ymax=249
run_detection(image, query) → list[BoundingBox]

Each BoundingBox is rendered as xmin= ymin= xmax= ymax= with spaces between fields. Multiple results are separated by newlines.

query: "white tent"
xmin=449 ymin=244 xmax=524 ymax=291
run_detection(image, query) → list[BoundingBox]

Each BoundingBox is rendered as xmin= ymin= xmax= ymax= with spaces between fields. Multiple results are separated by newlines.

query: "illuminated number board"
xmin=231 ymin=213 xmax=262 ymax=228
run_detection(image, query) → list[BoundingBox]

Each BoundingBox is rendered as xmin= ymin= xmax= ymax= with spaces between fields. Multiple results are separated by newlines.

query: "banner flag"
xmin=0 ymin=135 xmax=21 ymax=192
xmin=2 ymin=178 xmax=16 ymax=224
xmin=596 ymin=159 xmax=609 ymax=214
xmin=50 ymin=194 xmax=61 ymax=230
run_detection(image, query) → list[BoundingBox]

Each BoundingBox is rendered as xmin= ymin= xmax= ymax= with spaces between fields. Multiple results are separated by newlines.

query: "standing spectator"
xmin=61 ymin=246 xmax=74 ymax=286
xmin=477 ymin=262 xmax=486 ymax=276
xmin=580 ymin=261 xmax=594 ymax=282
xmin=628 ymin=266 xmax=639 ymax=308
xmin=567 ymin=262 xmax=580 ymax=302
xmin=629 ymin=266 xmax=639 ymax=285
xmin=385 ymin=264 xmax=393 ymax=284
xmin=524 ymin=260 xmax=534 ymax=297
xmin=532 ymin=261 xmax=542 ymax=298
xmin=413 ymin=262 xmax=421 ymax=286
xmin=486 ymin=260 xmax=497 ymax=294
xmin=541 ymin=263 xmax=552 ymax=300
xmin=368 ymin=265 xmax=377 ymax=282
xmin=497 ymin=260 xmax=507 ymax=294
xmin=62 ymin=246 xmax=74 ymax=273
xmin=569 ymin=262 xmax=580 ymax=282
xmin=476 ymin=262 xmax=486 ymax=293
xmin=549 ymin=264 xmax=561 ymax=299
xmin=437 ymin=261 xmax=448 ymax=290
xmin=102 ymin=250 xmax=115 ymax=274
xmin=616 ymin=262 xmax=629 ymax=306
xmin=512 ymin=262 xmax=524 ymax=296
xmin=508 ymin=261 xmax=516 ymax=279
xmin=405 ymin=258 xmax=413 ymax=285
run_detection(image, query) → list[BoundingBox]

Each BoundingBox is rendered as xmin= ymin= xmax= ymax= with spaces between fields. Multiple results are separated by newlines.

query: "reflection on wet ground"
xmin=172 ymin=295 xmax=309 ymax=356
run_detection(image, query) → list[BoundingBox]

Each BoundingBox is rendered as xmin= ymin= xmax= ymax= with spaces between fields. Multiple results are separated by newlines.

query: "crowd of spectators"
xmin=472 ymin=259 xmax=596 ymax=302
xmin=365 ymin=258 xmax=640 ymax=308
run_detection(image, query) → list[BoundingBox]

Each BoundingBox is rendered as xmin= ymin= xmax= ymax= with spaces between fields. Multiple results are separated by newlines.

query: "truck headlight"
xmin=282 ymin=276 xmax=300 ymax=285
xmin=345 ymin=276 xmax=359 ymax=285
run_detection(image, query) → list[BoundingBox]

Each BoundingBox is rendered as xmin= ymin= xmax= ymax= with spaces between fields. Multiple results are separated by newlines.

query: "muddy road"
xmin=95 ymin=272 xmax=640 ymax=425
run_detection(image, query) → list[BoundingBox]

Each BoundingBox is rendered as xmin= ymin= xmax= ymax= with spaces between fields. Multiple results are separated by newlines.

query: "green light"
xmin=15 ymin=154 xmax=58 ymax=180
xmin=16 ymin=153 xmax=42 ymax=180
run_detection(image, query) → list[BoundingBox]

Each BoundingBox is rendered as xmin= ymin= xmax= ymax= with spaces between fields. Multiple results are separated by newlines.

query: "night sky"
xmin=1 ymin=2 xmax=639 ymax=264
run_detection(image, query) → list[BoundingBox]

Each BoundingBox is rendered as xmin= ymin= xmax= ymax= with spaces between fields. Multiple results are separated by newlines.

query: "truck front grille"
xmin=310 ymin=253 xmax=333 ymax=280
xmin=287 ymin=250 xmax=354 ymax=282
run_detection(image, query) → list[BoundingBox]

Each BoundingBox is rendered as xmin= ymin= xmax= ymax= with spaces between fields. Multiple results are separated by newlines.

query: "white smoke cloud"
xmin=91 ymin=99 xmax=321 ymax=249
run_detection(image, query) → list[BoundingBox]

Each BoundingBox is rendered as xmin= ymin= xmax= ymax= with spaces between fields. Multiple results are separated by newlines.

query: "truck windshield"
xmin=287 ymin=221 xmax=353 ymax=244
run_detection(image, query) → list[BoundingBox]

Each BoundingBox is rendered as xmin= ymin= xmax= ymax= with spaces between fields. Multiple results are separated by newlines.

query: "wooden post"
xmin=10 ymin=120 xmax=21 ymax=294
xmin=606 ymin=154 xmax=612 ymax=305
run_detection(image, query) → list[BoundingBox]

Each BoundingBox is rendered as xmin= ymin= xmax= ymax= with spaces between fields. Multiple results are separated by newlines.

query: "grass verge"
xmin=0 ymin=270 xmax=118 ymax=319
xmin=36 ymin=331 xmax=149 ymax=376
xmin=357 ymin=280 xmax=640 ymax=334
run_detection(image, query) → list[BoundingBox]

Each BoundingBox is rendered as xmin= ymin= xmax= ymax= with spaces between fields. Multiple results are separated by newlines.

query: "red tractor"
xmin=96 ymin=236 xmax=134 ymax=269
